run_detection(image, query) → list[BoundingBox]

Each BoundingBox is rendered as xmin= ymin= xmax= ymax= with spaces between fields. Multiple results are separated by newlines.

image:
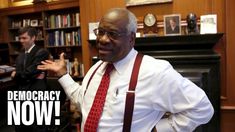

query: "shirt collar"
xmin=25 ymin=44 xmax=35 ymax=53
xmin=113 ymin=48 xmax=137 ymax=74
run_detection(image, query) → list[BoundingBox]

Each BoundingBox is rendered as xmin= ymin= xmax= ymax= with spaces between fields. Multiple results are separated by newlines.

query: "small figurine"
xmin=73 ymin=58 xmax=79 ymax=77
xmin=185 ymin=13 xmax=199 ymax=35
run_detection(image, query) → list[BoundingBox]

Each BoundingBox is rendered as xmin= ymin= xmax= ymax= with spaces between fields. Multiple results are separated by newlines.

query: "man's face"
xmin=169 ymin=19 xmax=176 ymax=27
xmin=96 ymin=11 xmax=135 ymax=63
xmin=19 ymin=32 xmax=35 ymax=51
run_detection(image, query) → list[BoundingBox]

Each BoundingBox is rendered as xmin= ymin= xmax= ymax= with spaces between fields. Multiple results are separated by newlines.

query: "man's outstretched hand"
xmin=37 ymin=53 xmax=67 ymax=77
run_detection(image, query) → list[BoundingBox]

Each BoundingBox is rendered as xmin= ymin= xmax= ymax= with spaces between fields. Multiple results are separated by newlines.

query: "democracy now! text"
xmin=7 ymin=91 xmax=61 ymax=126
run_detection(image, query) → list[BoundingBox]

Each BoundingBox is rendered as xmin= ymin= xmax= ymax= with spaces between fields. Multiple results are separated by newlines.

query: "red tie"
xmin=84 ymin=63 xmax=114 ymax=132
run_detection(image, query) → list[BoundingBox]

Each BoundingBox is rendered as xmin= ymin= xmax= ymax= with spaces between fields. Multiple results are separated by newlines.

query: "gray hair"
xmin=106 ymin=8 xmax=137 ymax=33
xmin=126 ymin=9 xmax=137 ymax=33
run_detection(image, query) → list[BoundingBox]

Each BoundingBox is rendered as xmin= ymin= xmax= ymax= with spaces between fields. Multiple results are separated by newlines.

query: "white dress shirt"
xmin=25 ymin=44 xmax=35 ymax=53
xmin=59 ymin=48 xmax=214 ymax=132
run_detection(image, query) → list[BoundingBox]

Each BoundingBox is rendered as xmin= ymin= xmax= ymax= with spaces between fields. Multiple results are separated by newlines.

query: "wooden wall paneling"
xmin=211 ymin=0 xmax=227 ymax=101
xmin=80 ymin=0 xmax=125 ymax=73
xmin=0 ymin=4 xmax=45 ymax=15
xmin=221 ymin=108 xmax=235 ymax=131
xmin=223 ymin=0 xmax=235 ymax=107
xmin=173 ymin=0 xmax=212 ymax=17
xmin=127 ymin=0 xmax=213 ymax=20
xmin=0 ymin=0 xmax=8 ymax=8
xmin=127 ymin=0 xmax=218 ymax=35
xmin=220 ymin=0 xmax=235 ymax=130
xmin=80 ymin=0 xmax=90 ymax=73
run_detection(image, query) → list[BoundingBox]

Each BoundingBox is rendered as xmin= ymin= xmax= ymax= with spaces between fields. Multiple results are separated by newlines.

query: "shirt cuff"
xmin=58 ymin=73 xmax=75 ymax=89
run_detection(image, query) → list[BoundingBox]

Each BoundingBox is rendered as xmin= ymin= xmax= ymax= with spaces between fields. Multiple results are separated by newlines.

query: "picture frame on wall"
xmin=126 ymin=0 xmax=173 ymax=7
xmin=30 ymin=19 xmax=38 ymax=27
xmin=164 ymin=14 xmax=181 ymax=36
xmin=200 ymin=14 xmax=217 ymax=34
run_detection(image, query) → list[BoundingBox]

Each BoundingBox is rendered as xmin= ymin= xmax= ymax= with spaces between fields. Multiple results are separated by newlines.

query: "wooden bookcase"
xmin=2 ymin=0 xmax=84 ymax=77
xmin=43 ymin=7 xmax=81 ymax=62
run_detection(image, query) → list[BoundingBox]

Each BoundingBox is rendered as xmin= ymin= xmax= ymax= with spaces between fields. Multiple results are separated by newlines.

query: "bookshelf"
xmin=4 ymin=0 xmax=84 ymax=77
xmin=43 ymin=7 xmax=83 ymax=77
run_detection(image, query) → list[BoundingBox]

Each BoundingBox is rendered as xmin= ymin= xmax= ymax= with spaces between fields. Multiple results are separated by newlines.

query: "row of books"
xmin=47 ymin=30 xmax=81 ymax=47
xmin=45 ymin=13 xmax=80 ymax=28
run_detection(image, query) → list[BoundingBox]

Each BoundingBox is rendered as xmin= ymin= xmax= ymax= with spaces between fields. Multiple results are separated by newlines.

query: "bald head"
xmin=101 ymin=8 xmax=137 ymax=34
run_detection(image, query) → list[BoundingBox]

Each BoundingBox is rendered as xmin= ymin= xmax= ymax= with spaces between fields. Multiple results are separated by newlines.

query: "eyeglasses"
xmin=93 ymin=28 xmax=127 ymax=40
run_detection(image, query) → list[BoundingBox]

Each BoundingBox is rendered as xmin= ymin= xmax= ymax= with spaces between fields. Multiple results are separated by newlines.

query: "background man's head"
xmin=18 ymin=26 xmax=37 ymax=51
xmin=19 ymin=26 xmax=37 ymax=38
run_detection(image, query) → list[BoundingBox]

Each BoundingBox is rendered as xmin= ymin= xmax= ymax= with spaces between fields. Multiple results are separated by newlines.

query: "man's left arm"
xmin=153 ymin=64 xmax=214 ymax=132
xmin=15 ymin=49 xmax=49 ymax=80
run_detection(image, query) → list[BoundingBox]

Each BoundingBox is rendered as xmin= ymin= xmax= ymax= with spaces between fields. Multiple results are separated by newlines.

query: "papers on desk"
xmin=0 ymin=65 xmax=15 ymax=73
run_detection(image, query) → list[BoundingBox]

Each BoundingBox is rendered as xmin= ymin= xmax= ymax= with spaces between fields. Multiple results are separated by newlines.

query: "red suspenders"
xmin=85 ymin=53 xmax=143 ymax=132
xmin=123 ymin=53 xmax=143 ymax=132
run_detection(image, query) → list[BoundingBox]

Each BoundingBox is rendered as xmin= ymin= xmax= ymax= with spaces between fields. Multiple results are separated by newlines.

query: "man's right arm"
xmin=58 ymin=73 xmax=82 ymax=108
xmin=37 ymin=52 xmax=82 ymax=107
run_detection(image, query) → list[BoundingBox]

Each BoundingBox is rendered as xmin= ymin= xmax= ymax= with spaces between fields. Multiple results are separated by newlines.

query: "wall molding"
xmin=221 ymin=106 xmax=235 ymax=111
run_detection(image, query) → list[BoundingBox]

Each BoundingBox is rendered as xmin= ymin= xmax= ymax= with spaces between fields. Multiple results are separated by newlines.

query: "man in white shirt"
xmin=38 ymin=8 xmax=214 ymax=132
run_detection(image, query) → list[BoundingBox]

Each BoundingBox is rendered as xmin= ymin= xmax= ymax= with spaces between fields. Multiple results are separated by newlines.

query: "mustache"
xmin=97 ymin=44 xmax=111 ymax=49
xmin=96 ymin=42 xmax=112 ymax=50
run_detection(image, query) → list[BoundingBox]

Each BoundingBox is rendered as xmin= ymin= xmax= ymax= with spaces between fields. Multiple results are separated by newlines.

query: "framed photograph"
xmin=126 ymin=0 xmax=172 ymax=7
xmin=200 ymin=14 xmax=217 ymax=34
xmin=164 ymin=14 xmax=181 ymax=36
xmin=30 ymin=19 xmax=38 ymax=27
